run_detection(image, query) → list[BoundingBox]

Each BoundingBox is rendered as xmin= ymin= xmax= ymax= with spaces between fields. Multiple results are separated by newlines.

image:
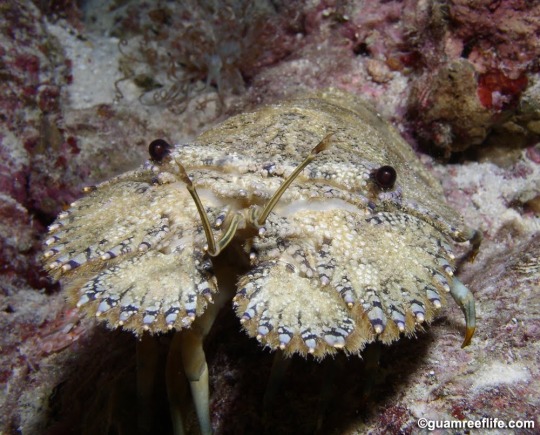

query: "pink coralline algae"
xmin=273 ymin=0 xmax=540 ymax=155
xmin=0 ymin=0 xmax=76 ymax=292
xmin=405 ymin=0 xmax=540 ymax=154
xmin=1 ymin=0 xmax=539 ymax=434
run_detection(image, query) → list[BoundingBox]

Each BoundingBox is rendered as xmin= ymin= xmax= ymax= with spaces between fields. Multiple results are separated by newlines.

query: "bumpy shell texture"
xmin=43 ymin=89 xmax=474 ymax=358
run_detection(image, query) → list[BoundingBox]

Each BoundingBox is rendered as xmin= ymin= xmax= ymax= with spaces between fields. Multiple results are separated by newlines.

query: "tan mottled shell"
xmin=43 ymin=88 xmax=475 ymax=357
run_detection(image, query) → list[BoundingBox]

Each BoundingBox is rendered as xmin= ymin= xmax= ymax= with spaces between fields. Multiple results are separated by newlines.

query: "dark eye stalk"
xmin=373 ymin=165 xmax=397 ymax=189
xmin=149 ymin=139 xmax=173 ymax=162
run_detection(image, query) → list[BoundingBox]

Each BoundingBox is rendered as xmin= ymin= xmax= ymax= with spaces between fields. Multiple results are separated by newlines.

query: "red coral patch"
xmin=477 ymin=71 xmax=528 ymax=110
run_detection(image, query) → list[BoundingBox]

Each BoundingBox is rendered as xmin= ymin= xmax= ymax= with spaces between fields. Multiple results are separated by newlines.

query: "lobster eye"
xmin=374 ymin=165 xmax=397 ymax=189
xmin=149 ymin=139 xmax=173 ymax=162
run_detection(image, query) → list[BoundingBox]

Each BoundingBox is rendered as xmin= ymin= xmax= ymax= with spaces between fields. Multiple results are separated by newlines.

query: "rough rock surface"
xmin=1 ymin=1 xmax=538 ymax=434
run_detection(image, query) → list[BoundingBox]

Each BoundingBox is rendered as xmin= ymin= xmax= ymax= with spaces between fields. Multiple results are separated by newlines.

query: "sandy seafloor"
xmin=0 ymin=1 xmax=539 ymax=434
